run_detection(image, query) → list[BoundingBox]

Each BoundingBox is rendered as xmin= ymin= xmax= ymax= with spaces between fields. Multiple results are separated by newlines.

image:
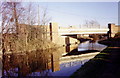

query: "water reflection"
xmin=78 ymin=41 xmax=107 ymax=51
xmin=2 ymin=40 xmax=107 ymax=77
xmin=49 ymin=59 xmax=89 ymax=76
xmin=2 ymin=49 xmax=61 ymax=77
xmin=60 ymin=59 xmax=89 ymax=69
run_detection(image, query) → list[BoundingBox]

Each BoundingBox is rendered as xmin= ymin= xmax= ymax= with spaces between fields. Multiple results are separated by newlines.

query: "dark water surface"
xmin=1 ymin=41 xmax=107 ymax=77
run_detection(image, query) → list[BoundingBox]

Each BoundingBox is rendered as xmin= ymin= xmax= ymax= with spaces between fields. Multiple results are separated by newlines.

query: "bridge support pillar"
xmin=49 ymin=22 xmax=59 ymax=43
xmin=51 ymin=52 xmax=60 ymax=72
xmin=65 ymin=37 xmax=70 ymax=52
xmin=108 ymin=23 xmax=118 ymax=38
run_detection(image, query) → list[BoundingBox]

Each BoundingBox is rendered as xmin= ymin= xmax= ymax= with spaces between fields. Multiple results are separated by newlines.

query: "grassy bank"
xmin=70 ymin=37 xmax=120 ymax=78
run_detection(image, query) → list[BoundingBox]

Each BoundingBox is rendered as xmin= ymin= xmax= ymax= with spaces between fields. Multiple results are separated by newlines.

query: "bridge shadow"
xmin=63 ymin=48 xmax=99 ymax=56
xmin=62 ymin=34 xmax=91 ymax=42
xmin=78 ymin=38 xmax=91 ymax=43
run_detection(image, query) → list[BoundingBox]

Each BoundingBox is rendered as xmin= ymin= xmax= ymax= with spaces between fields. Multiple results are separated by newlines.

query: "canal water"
xmin=78 ymin=40 xmax=107 ymax=51
xmin=47 ymin=41 xmax=107 ymax=76
xmin=0 ymin=40 xmax=107 ymax=77
xmin=27 ymin=59 xmax=89 ymax=77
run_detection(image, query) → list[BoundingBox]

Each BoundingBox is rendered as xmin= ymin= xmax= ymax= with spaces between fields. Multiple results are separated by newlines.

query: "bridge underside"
xmin=61 ymin=33 xmax=108 ymax=39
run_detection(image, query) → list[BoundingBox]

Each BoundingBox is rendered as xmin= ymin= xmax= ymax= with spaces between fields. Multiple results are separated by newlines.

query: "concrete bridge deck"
xmin=58 ymin=28 xmax=109 ymax=35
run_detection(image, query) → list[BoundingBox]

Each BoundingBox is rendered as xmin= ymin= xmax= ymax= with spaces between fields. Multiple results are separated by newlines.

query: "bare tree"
xmin=24 ymin=3 xmax=37 ymax=45
xmin=1 ymin=2 xmax=26 ymax=34
xmin=0 ymin=1 xmax=52 ymax=51
xmin=83 ymin=20 xmax=100 ymax=29
xmin=41 ymin=8 xmax=51 ymax=26
xmin=26 ymin=3 xmax=37 ymax=25
xmin=84 ymin=20 xmax=89 ymax=28
xmin=89 ymin=20 xmax=100 ymax=29
xmin=41 ymin=7 xmax=51 ymax=39
xmin=0 ymin=2 xmax=27 ymax=54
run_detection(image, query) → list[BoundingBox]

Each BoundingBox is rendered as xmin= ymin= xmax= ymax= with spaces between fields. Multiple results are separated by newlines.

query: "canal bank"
xmin=71 ymin=37 xmax=120 ymax=78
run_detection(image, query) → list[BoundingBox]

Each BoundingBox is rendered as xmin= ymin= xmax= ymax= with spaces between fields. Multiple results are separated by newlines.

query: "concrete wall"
xmin=48 ymin=22 xmax=80 ymax=54
xmin=108 ymin=23 xmax=120 ymax=37
xmin=49 ymin=22 xmax=80 ymax=46
xmin=49 ymin=23 xmax=59 ymax=43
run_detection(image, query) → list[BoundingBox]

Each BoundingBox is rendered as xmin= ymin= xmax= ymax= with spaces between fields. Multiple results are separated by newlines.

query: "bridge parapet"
xmin=58 ymin=28 xmax=109 ymax=35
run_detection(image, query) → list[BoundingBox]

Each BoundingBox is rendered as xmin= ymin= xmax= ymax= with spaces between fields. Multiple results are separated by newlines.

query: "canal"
xmin=0 ymin=40 xmax=107 ymax=77
xmin=78 ymin=40 xmax=107 ymax=51
xmin=48 ymin=40 xmax=107 ymax=76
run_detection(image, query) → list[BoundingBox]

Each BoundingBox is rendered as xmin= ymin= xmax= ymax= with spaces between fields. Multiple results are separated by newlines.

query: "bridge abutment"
xmin=49 ymin=22 xmax=79 ymax=53
xmin=108 ymin=23 xmax=120 ymax=38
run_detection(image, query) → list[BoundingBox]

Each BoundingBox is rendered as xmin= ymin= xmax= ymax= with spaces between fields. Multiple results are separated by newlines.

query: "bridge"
xmin=49 ymin=22 xmax=109 ymax=40
xmin=47 ymin=23 xmax=120 ymax=47
xmin=58 ymin=28 xmax=109 ymax=35
xmin=1 ymin=23 xmax=117 ymax=55
xmin=47 ymin=23 xmax=109 ymax=53
xmin=48 ymin=23 xmax=109 ymax=36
